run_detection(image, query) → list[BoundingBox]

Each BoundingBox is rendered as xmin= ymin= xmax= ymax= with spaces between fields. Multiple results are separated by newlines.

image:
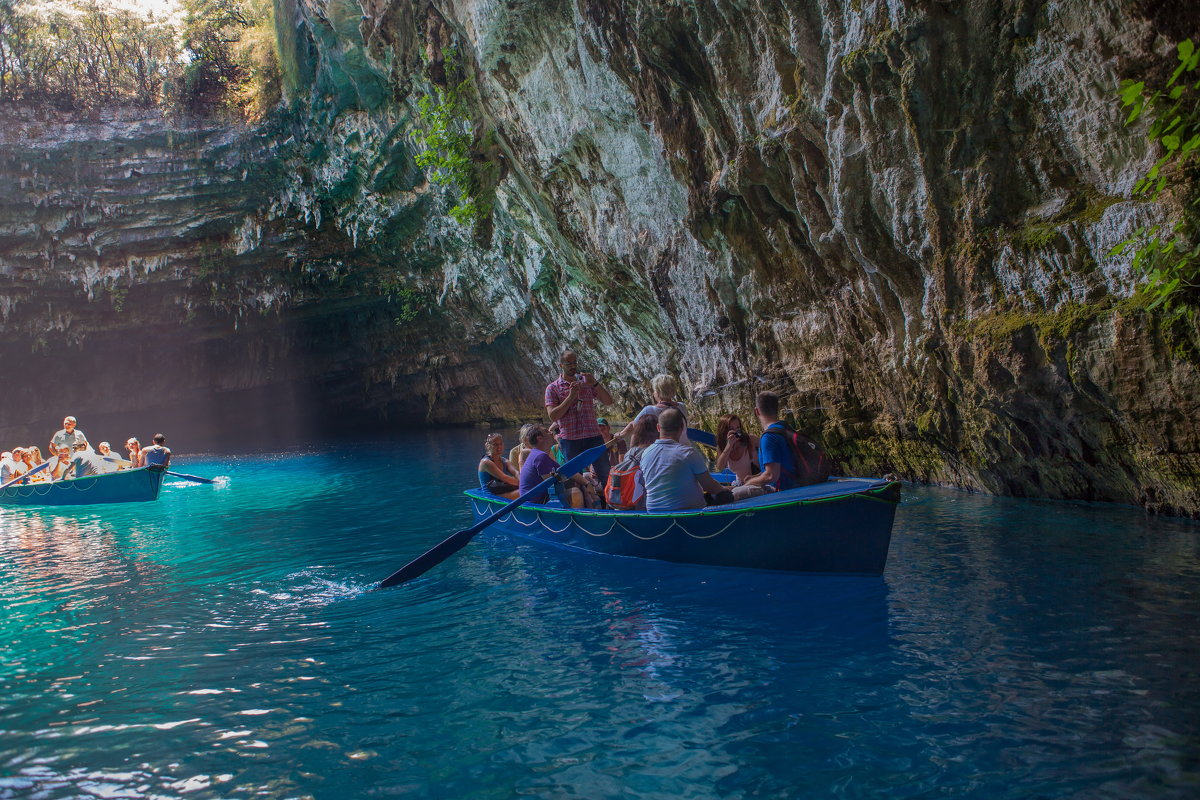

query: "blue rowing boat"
xmin=0 ymin=465 xmax=167 ymax=507
xmin=465 ymin=477 xmax=901 ymax=575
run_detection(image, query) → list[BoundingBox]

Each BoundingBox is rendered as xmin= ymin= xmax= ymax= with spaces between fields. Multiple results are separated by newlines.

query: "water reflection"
xmin=1 ymin=440 xmax=1198 ymax=799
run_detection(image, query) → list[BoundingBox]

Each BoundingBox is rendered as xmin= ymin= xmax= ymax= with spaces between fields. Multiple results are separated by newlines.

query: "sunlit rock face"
xmin=267 ymin=0 xmax=1195 ymax=513
xmin=0 ymin=0 xmax=1197 ymax=514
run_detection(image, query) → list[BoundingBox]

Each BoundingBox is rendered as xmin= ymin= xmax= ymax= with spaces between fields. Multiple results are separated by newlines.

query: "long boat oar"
xmin=166 ymin=471 xmax=215 ymax=484
xmin=99 ymin=456 xmax=214 ymax=484
xmin=379 ymin=442 xmax=609 ymax=589
xmin=687 ymin=427 xmax=717 ymax=447
xmin=0 ymin=461 xmax=50 ymax=490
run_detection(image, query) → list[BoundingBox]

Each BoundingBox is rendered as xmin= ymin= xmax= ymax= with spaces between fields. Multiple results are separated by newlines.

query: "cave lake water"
xmin=1 ymin=428 xmax=1198 ymax=799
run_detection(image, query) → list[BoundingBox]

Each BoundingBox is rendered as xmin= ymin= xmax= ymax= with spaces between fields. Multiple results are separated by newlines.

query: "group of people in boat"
xmin=476 ymin=350 xmax=830 ymax=513
xmin=0 ymin=416 xmax=172 ymax=487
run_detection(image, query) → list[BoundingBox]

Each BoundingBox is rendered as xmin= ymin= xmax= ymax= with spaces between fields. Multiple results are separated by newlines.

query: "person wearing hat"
xmin=597 ymin=417 xmax=628 ymax=467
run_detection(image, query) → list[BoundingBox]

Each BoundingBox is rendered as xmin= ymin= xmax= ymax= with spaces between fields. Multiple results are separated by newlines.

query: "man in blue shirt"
xmin=743 ymin=391 xmax=796 ymax=492
xmin=640 ymin=409 xmax=729 ymax=512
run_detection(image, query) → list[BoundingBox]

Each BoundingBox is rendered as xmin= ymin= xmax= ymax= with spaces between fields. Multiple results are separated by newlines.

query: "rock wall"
xmin=0 ymin=0 xmax=1197 ymax=515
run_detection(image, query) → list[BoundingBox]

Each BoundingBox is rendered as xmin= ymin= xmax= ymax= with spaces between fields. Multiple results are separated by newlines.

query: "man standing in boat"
xmin=545 ymin=350 xmax=614 ymax=494
xmin=50 ymin=416 xmax=88 ymax=455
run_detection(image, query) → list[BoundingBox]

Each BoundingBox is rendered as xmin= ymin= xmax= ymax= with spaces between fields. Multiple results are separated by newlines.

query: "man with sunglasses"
xmin=545 ymin=349 xmax=614 ymax=493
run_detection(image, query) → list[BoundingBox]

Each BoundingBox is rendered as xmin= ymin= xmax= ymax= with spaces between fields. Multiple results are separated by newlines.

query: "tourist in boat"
xmin=49 ymin=446 xmax=74 ymax=480
xmin=518 ymin=424 xmax=583 ymax=508
xmin=597 ymin=418 xmax=628 ymax=467
xmin=548 ymin=422 xmax=566 ymax=464
xmin=9 ymin=448 xmax=29 ymax=482
xmin=50 ymin=416 xmax=88 ymax=455
xmin=125 ymin=438 xmax=141 ymax=468
xmin=640 ymin=409 xmax=731 ymax=513
xmin=72 ymin=443 xmax=104 ymax=478
xmin=624 ymin=414 xmax=660 ymax=461
xmin=509 ymin=424 xmax=532 ymax=473
xmin=94 ymin=442 xmax=121 ymax=474
xmin=742 ymin=392 xmax=797 ymax=492
xmin=1 ymin=449 xmax=21 ymax=485
xmin=615 ymin=373 xmax=691 ymax=445
xmin=715 ymin=413 xmax=759 ymax=485
xmin=545 ymin=349 xmax=613 ymax=493
xmin=138 ymin=434 xmax=171 ymax=468
xmin=22 ymin=447 xmax=49 ymax=482
xmin=478 ymin=433 xmax=520 ymax=500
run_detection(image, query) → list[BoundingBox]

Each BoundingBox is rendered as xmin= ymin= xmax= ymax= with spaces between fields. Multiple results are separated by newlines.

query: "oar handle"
xmin=379 ymin=441 xmax=611 ymax=589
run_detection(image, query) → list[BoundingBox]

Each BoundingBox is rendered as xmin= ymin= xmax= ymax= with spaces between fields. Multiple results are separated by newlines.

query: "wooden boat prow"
xmin=466 ymin=477 xmax=901 ymax=575
xmin=0 ymin=465 xmax=167 ymax=507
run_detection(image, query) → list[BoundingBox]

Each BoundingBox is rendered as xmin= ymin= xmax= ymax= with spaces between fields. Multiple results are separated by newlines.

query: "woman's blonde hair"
xmin=651 ymin=373 xmax=678 ymax=402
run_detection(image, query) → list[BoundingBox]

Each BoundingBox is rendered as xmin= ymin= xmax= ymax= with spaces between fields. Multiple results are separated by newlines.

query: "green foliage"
xmin=175 ymin=0 xmax=282 ymax=118
xmin=0 ymin=0 xmax=180 ymax=108
xmin=0 ymin=0 xmax=280 ymax=118
xmin=413 ymin=47 xmax=491 ymax=229
xmin=379 ymin=277 xmax=424 ymax=326
xmin=1113 ymin=39 xmax=1200 ymax=316
xmin=107 ymin=284 xmax=127 ymax=312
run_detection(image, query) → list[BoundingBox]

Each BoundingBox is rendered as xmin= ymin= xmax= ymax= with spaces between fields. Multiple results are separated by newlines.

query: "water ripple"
xmin=2 ymin=434 xmax=1199 ymax=799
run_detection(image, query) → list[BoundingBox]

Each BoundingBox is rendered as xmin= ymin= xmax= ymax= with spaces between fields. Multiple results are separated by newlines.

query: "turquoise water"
xmin=1 ymin=428 xmax=1198 ymax=798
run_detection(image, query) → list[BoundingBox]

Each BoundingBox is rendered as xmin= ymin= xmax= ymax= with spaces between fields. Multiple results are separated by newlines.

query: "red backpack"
xmin=762 ymin=425 xmax=833 ymax=487
xmin=605 ymin=453 xmax=646 ymax=510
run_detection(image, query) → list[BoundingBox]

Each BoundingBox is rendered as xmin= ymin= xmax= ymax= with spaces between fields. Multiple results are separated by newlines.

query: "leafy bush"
xmin=413 ymin=47 xmax=490 ymax=229
xmin=1114 ymin=40 xmax=1200 ymax=315
xmin=0 ymin=0 xmax=280 ymax=119
xmin=0 ymin=0 xmax=180 ymax=108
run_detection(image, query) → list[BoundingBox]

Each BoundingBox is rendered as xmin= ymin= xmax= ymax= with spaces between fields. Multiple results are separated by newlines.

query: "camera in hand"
xmin=734 ymin=430 xmax=748 ymax=442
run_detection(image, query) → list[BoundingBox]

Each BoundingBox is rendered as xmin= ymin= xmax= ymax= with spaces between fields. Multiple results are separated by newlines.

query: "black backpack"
xmin=762 ymin=425 xmax=833 ymax=487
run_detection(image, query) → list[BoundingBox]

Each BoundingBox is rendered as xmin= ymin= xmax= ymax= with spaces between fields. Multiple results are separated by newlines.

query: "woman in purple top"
xmin=518 ymin=424 xmax=583 ymax=508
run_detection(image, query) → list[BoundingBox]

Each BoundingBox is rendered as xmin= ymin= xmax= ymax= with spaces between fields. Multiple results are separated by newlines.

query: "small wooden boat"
xmin=0 ymin=465 xmax=166 ymax=507
xmin=465 ymin=477 xmax=901 ymax=575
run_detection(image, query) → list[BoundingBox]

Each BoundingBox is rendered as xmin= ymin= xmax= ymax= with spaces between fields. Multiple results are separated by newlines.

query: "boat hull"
xmin=466 ymin=478 xmax=901 ymax=575
xmin=0 ymin=466 xmax=166 ymax=507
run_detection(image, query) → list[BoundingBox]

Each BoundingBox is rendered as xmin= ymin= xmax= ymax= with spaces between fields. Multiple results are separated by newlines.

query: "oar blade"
xmin=379 ymin=528 xmax=476 ymax=588
xmin=166 ymin=471 xmax=215 ymax=484
xmin=687 ymin=427 xmax=717 ymax=447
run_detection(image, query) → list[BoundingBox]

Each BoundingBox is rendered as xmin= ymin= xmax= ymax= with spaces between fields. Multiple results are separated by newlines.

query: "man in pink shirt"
xmin=545 ymin=349 xmax=614 ymax=492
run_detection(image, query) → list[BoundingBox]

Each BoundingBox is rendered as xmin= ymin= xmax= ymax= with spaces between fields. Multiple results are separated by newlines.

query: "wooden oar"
xmin=105 ymin=455 xmax=214 ymax=483
xmin=166 ymin=471 xmax=215 ymax=484
xmin=379 ymin=442 xmax=609 ymax=589
xmin=0 ymin=461 xmax=49 ymax=490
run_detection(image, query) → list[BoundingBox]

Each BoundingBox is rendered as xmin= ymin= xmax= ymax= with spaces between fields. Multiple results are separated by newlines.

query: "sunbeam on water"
xmin=1 ymin=428 xmax=1199 ymax=799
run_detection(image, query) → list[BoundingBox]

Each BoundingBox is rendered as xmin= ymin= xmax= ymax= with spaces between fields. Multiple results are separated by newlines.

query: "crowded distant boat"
xmin=0 ymin=416 xmax=175 ymax=506
xmin=382 ymin=353 xmax=902 ymax=587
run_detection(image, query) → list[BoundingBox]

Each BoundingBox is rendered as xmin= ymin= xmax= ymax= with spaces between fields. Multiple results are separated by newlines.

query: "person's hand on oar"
xmin=379 ymin=441 xmax=610 ymax=589
xmin=0 ymin=461 xmax=49 ymax=490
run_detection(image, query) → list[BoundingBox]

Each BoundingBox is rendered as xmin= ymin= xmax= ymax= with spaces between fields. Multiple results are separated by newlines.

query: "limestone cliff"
xmin=0 ymin=0 xmax=1197 ymax=515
